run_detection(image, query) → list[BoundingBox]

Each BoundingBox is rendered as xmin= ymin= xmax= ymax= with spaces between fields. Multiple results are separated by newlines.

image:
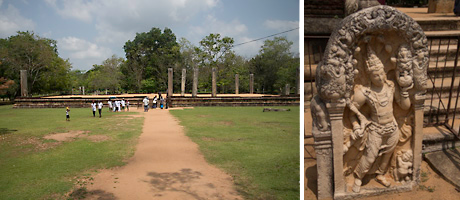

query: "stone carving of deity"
xmin=346 ymin=43 xmax=412 ymax=193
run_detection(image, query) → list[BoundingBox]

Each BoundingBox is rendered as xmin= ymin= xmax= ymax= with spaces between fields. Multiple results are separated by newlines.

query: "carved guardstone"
xmin=311 ymin=6 xmax=428 ymax=199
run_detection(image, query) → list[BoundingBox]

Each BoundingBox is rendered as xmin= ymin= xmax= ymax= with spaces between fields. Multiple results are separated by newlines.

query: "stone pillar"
xmin=296 ymin=67 xmax=300 ymax=95
xmin=327 ymin=102 xmax=346 ymax=196
xmin=413 ymin=94 xmax=426 ymax=184
xmin=285 ymin=84 xmax=290 ymax=95
xmin=168 ymin=68 xmax=173 ymax=98
xmin=192 ymin=67 xmax=198 ymax=97
xmin=313 ymin=130 xmax=333 ymax=199
xmin=212 ymin=67 xmax=217 ymax=97
xmin=20 ymin=70 xmax=27 ymax=97
xmin=82 ymin=86 xmax=85 ymax=95
xmin=235 ymin=74 xmax=239 ymax=95
xmin=181 ymin=68 xmax=186 ymax=96
xmin=249 ymin=74 xmax=254 ymax=94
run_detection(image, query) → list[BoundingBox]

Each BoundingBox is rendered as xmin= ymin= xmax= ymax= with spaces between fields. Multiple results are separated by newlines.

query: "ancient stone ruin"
xmin=311 ymin=5 xmax=428 ymax=199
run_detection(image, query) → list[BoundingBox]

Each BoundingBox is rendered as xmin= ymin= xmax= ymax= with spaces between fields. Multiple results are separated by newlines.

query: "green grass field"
xmin=0 ymin=105 xmax=143 ymax=199
xmin=170 ymin=106 xmax=300 ymax=200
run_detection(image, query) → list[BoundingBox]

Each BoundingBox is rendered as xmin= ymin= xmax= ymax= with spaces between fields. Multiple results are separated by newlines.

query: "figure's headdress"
xmin=365 ymin=45 xmax=384 ymax=73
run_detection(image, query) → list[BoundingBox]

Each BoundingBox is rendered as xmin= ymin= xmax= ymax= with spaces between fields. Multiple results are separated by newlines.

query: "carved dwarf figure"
xmin=394 ymin=149 xmax=413 ymax=183
xmin=348 ymin=44 xmax=412 ymax=193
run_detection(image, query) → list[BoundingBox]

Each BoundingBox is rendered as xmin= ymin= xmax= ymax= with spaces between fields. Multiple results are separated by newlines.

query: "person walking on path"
xmin=108 ymin=99 xmax=112 ymax=112
xmin=91 ymin=101 xmax=97 ymax=117
xmin=160 ymin=95 xmax=164 ymax=109
xmin=112 ymin=100 xmax=117 ymax=112
xmin=121 ymin=99 xmax=126 ymax=111
xmin=143 ymin=97 xmax=149 ymax=112
xmin=152 ymin=96 xmax=157 ymax=109
xmin=98 ymin=101 xmax=103 ymax=118
xmin=66 ymin=107 xmax=70 ymax=121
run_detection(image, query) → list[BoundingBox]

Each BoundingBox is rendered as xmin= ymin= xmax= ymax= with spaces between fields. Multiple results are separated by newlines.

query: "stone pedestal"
xmin=168 ymin=68 xmax=173 ymax=97
xmin=212 ymin=67 xmax=217 ymax=97
xmin=181 ymin=68 xmax=186 ymax=96
xmin=249 ymin=74 xmax=254 ymax=94
xmin=20 ymin=70 xmax=27 ymax=97
xmin=235 ymin=74 xmax=239 ymax=95
xmin=192 ymin=67 xmax=198 ymax=97
xmin=428 ymin=0 xmax=454 ymax=13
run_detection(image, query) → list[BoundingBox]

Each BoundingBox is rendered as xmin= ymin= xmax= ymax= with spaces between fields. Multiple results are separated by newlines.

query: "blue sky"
xmin=0 ymin=0 xmax=300 ymax=71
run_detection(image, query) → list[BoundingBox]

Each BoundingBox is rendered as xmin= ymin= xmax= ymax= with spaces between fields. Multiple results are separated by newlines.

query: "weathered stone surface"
xmin=212 ymin=67 xmax=217 ymax=97
xmin=428 ymin=0 xmax=454 ymax=13
xmin=20 ymin=70 xmax=27 ymax=97
xmin=181 ymin=68 xmax=186 ymax=96
xmin=168 ymin=68 xmax=173 ymax=97
xmin=235 ymin=74 xmax=239 ymax=95
xmin=311 ymin=5 xmax=428 ymax=199
xmin=192 ymin=67 xmax=198 ymax=97
xmin=425 ymin=148 xmax=460 ymax=188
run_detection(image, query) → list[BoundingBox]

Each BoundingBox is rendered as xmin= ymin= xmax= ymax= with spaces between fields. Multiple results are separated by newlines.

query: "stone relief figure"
xmin=347 ymin=42 xmax=412 ymax=193
xmin=393 ymin=149 xmax=413 ymax=183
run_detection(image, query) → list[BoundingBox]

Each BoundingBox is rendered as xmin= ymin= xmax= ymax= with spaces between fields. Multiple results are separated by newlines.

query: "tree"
xmin=87 ymin=55 xmax=124 ymax=93
xmin=250 ymin=36 xmax=299 ymax=94
xmin=123 ymin=27 xmax=180 ymax=92
xmin=195 ymin=33 xmax=235 ymax=92
xmin=0 ymin=31 xmax=60 ymax=95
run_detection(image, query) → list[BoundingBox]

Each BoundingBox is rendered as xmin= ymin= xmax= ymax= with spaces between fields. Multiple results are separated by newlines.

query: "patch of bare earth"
xmin=44 ymin=130 xmax=110 ymax=142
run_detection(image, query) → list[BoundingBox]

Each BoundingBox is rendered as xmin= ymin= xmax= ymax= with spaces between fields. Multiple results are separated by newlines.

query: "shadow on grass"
xmin=0 ymin=128 xmax=17 ymax=135
xmin=69 ymin=188 xmax=116 ymax=200
xmin=147 ymin=168 xmax=209 ymax=200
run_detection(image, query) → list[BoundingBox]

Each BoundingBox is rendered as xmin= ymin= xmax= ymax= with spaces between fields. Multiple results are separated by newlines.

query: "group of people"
xmin=143 ymin=93 xmax=167 ymax=112
xmin=107 ymin=98 xmax=129 ymax=113
xmin=91 ymin=101 xmax=106 ymax=118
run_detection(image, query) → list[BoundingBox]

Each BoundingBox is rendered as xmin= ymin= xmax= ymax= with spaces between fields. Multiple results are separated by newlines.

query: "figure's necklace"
xmin=373 ymin=85 xmax=389 ymax=107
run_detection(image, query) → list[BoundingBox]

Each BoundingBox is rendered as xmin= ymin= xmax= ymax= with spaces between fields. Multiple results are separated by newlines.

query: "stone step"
xmin=413 ymin=17 xmax=460 ymax=32
xmin=422 ymin=122 xmax=460 ymax=153
xmin=428 ymin=61 xmax=460 ymax=78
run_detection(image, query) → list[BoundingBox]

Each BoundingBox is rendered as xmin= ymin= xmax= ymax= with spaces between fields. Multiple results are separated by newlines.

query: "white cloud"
xmin=263 ymin=19 xmax=300 ymax=55
xmin=58 ymin=37 xmax=112 ymax=70
xmin=44 ymin=0 xmax=95 ymax=22
xmin=0 ymin=3 xmax=35 ymax=38
xmin=233 ymin=36 xmax=264 ymax=58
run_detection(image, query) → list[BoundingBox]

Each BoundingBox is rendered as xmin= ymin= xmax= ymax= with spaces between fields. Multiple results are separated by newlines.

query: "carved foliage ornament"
xmin=316 ymin=5 xmax=428 ymax=102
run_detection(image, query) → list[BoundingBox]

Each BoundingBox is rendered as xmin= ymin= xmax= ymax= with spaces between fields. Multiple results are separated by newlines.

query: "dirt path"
xmin=85 ymin=109 xmax=242 ymax=200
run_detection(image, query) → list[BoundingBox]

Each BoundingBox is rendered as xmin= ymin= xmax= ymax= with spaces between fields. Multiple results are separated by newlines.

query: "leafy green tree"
xmin=123 ymin=27 xmax=180 ymax=92
xmin=86 ymin=55 xmax=124 ymax=93
xmin=195 ymin=33 xmax=235 ymax=92
xmin=250 ymin=36 xmax=299 ymax=94
xmin=0 ymin=31 xmax=71 ymax=96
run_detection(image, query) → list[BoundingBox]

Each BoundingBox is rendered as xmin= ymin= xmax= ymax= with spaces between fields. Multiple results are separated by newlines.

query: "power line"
xmin=232 ymin=27 xmax=299 ymax=47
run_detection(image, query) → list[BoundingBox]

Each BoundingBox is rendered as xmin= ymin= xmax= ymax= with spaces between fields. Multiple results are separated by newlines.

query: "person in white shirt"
xmin=153 ymin=96 xmax=157 ymax=109
xmin=91 ymin=101 xmax=97 ymax=117
xmin=98 ymin=101 xmax=103 ymax=118
xmin=116 ymin=100 xmax=121 ymax=112
xmin=143 ymin=97 xmax=149 ymax=112
xmin=121 ymin=99 xmax=126 ymax=111
xmin=112 ymin=100 xmax=117 ymax=112
xmin=108 ymin=99 xmax=112 ymax=112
